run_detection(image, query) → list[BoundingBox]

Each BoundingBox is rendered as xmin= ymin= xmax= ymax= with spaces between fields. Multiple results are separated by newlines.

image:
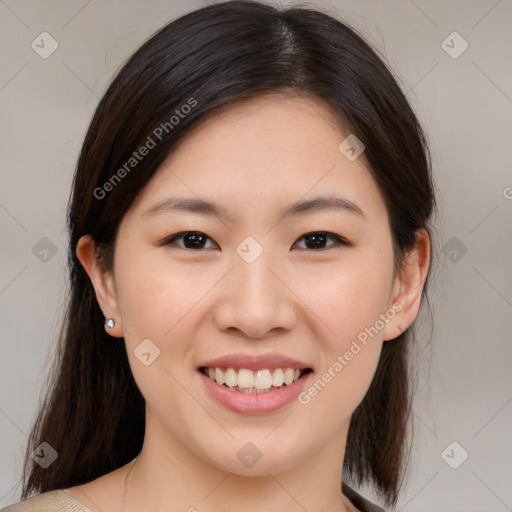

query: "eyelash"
xmin=160 ymin=231 xmax=350 ymax=251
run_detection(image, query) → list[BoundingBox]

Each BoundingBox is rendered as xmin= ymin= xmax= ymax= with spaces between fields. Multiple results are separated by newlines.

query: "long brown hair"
xmin=20 ymin=1 xmax=435 ymax=508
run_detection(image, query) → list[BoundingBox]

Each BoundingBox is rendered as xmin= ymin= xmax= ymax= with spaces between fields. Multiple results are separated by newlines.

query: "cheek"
xmin=113 ymin=257 xmax=203 ymax=414
xmin=297 ymin=253 xmax=394 ymax=344
xmin=299 ymin=340 xmax=382 ymax=438
xmin=295 ymin=251 xmax=392 ymax=408
xmin=296 ymin=261 xmax=390 ymax=422
xmin=115 ymin=251 xmax=213 ymax=340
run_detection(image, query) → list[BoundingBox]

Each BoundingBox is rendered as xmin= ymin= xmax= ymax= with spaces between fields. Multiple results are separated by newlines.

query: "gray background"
xmin=1 ymin=1 xmax=511 ymax=511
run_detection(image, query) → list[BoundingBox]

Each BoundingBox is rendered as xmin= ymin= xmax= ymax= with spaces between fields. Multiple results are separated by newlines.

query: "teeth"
xmin=272 ymin=368 xmax=284 ymax=387
xmin=225 ymin=367 xmax=237 ymax=388
xmin=203 ymin=366 xmax=307 ymax=392
xmin=237 ymin=369 xmax=254 ymax=388
xmin=254 ymin=369 xmax=273 ymax=390
xmin=215 ymin=367 xmax=225 ymax=386
xmin=284 ymin=368 xmax=295 ymax=385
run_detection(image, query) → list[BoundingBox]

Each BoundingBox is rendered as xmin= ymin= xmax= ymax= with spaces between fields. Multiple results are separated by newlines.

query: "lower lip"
xmin=198 ymin=370 xmax=312 ymax=415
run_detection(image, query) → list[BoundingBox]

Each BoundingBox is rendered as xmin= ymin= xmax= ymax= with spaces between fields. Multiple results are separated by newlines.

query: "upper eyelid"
xmin=162 ymin=231 xmax=348 ymax=248
xmin=293 ymin=232 xmax=349 ymax=248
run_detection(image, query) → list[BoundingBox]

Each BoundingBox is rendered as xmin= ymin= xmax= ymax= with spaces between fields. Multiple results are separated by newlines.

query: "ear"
xmin=76 ymin=235 xmax=124 ymax=338
xmin=382 ymin=229 xmax=431 ymax=341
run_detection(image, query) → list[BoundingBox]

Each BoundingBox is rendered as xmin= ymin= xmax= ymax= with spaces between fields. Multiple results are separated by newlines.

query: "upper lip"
xmin=198 ymin=353 xmax=313 ymax=371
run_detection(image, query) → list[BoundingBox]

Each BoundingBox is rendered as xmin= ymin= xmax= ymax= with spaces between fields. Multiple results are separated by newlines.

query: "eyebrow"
xmin=143 ymin=194 xmax=366 ymax=222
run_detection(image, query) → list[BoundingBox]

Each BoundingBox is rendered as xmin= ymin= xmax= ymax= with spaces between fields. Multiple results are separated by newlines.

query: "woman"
xmin=2 ymin=1 xmax=435 ymax=511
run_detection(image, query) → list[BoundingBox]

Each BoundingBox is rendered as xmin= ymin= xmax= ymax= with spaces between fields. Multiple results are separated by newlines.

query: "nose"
xmin=212 ymin=250 xmax=297 ymax=339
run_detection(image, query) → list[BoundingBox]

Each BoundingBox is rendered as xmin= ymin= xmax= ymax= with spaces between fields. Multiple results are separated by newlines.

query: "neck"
xmin=121 ymin=418 xmax=355 ymax=512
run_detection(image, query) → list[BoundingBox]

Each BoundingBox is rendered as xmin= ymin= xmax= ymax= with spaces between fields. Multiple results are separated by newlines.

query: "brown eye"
xmin=163 ymin=231 xmax=218 ymax=250
xmin=161 ymin=230 xmax=348 ymax=251
xmin=293 ymin=231 xmax=348 ymax=250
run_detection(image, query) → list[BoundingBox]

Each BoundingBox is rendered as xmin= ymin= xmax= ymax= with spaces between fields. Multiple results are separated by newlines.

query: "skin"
xmin=71 ymin=94 xmax=430 ymax=512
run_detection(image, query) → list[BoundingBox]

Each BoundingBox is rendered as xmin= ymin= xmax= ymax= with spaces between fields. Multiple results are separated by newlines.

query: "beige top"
xmin=1 ymin=485 xmax=386 ymax=511
xmin=0 ymin=490 xmax=91 ymax=512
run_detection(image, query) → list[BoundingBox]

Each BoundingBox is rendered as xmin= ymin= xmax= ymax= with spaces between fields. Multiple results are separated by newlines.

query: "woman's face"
xmin=86 ymin=95 xmax=417 ymax=476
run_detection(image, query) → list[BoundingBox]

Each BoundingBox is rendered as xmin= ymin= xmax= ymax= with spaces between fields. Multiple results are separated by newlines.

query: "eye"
xmin=161 ymin=230 xmax=349 ymax=251
xmin=162 ymin=231 xmax=219 ymax=250
xmin=292 ymin=231 xmax=349 ymax=251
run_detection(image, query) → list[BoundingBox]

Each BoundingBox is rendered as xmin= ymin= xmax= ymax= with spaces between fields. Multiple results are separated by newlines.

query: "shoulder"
xmin=0 ymin=490 xmax=92 ymax=512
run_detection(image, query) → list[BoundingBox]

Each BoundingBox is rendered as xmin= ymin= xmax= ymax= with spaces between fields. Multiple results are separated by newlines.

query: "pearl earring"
xmin=105 ymin=318 xmax=115 ymax=330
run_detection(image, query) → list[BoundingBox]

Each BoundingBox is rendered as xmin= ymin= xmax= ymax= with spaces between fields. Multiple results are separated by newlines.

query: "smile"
xmin=200 ymin=366 xmax=312 ymax=393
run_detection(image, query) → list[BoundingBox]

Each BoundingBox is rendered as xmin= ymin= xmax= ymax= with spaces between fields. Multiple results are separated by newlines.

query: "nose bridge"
xmin=234 ymin=240 xmax=282 ymax=309
xmin=213 ymin=239 xmax=296 ymax=337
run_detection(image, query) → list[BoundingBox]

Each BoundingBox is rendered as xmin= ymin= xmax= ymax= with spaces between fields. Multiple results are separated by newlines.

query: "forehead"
xmin=127 ymin=94 xmax=388 ymax=225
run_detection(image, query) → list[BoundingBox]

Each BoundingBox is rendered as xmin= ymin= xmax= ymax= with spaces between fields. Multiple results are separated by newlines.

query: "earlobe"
xmin=75 ymin=235 xmax=124 ymax=337
xmin=383 ymin=229 xmax=431 ymax=341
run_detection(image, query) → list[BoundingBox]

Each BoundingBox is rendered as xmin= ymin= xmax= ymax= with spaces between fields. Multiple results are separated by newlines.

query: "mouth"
xmin=199 ymin=366 xmax=313 ymax=394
